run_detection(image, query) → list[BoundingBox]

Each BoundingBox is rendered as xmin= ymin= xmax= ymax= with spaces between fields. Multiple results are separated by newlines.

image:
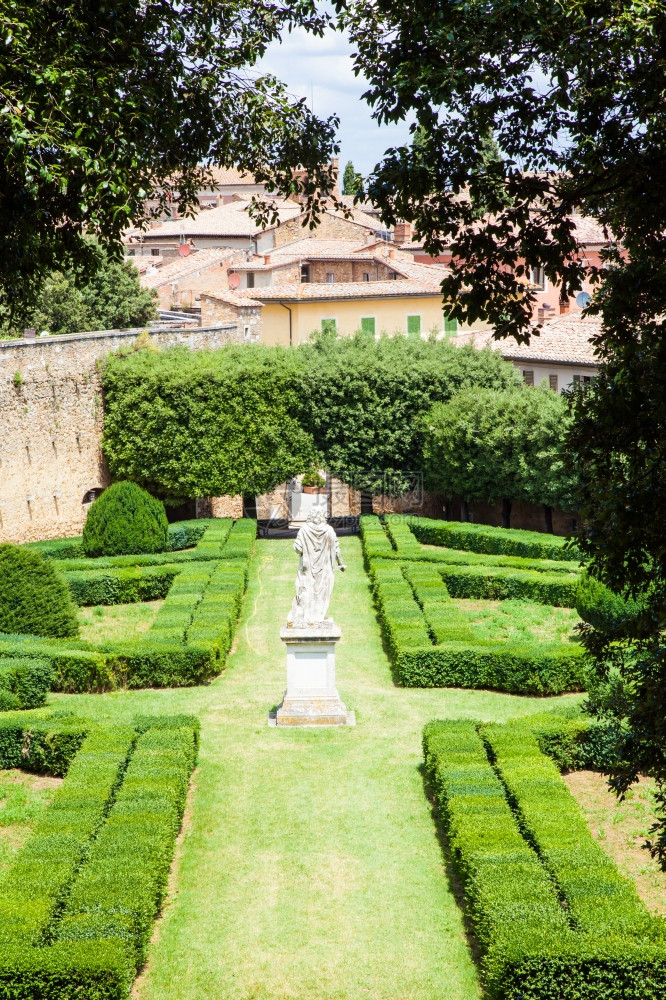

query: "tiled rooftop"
xmin=132 ymin=248 xmax=237 ymax=289
xmin=135 ymin=199 xmax=302 ymax=239
xmin=468 ymin=313 xmax=602 ymax=365
xmin=203 ymin=278 xmax=445 ymax=304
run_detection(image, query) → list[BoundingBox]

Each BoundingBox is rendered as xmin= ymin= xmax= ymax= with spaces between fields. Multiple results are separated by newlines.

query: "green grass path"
xmin=53 ymin=537 xmax=581 ymax=1000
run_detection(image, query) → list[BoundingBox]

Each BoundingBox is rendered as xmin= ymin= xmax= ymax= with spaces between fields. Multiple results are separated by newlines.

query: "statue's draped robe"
xmin=288 ymin=521 xmax=340 ymax=625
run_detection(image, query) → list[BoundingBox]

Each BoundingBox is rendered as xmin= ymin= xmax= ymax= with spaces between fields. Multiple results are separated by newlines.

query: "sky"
xmin=258 ymin=26 xmax=413 ymax=180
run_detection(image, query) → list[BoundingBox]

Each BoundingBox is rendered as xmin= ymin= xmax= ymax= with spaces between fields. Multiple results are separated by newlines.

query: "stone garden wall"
xmin=0 ymin=324 xmax=240 ymax=543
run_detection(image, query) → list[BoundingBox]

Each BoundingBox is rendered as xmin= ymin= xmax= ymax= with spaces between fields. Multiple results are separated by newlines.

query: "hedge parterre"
xmin=0 ymin=519 xmax=255 ymax=694
xmin=362 ymin=516 xmax=586 ymax=695
xmin=0 ymin=714 xmax=197 ymax=999
xmin=423 ymin=718 xmax=666 ymax=1000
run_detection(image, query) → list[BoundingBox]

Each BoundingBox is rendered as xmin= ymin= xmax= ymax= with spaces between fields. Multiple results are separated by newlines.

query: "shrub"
xmin=423 ymin=720 xmax=666 ymax=999
xmin=0 ymin=544 xmax=79 ymax=638
xmin=576 ymin=569 xmax=644 ymax=631
xmin=408 ymin=515 xmax=581 ymax=561
xmin=0 ymin=717 xmax=196 ymax=997
xmin=438 ymin=563 xmax=580 ymax=607
xmin=64 ymin=565 xmax=178 ymax=606
xmin=0 ymin=656 xmax=53 ymax=709
xmin=82 ymin=481 xmax=168 ymax=557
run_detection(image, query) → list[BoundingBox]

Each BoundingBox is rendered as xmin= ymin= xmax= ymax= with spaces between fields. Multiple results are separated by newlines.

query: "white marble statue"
xmin=287 ymin=510 xmax=346 ymax=626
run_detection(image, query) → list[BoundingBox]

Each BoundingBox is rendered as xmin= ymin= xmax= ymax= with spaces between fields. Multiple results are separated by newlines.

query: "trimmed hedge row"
xmin=0 ymin=519 xmax=255 ymax=694
xmin=25 ymin=520 xmax=207 ymax=562
xmin=409 ymin=515 xmax=581 ymax=560
xmin=423 ymin=720 xmax=666 ymax=999
xmin=56 ymin=726 xmax=197 ymax=970
xmin=368 ymin=557 xmax=586 ymax=694
xmin=64 ymin=565 xmax=178 ymax=607
xmin=381 ymin=516 xmax=579 ymax=574
xmin=0 ymin=714 xmax=88 ymax=775
xmin=396 ymin=643 xmax=586 ymax=694
xmin=484 ymin=724 xmax=663 ymax=944
xmin=438 ymin=562 xmax=580 ymax=607
xmin=359 ymin=515 xmax=395 ymax=564
xmin=0 ymin=716 xmax=197 ymax=998
xmin=0 ymin=726 xmax=135 ymax=947
xmin=0 ymin=656 xmax=53 ymax=710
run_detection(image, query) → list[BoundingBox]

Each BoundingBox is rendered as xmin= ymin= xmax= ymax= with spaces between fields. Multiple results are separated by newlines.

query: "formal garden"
xmin=0 ymin=462 xmax=663 ymax=999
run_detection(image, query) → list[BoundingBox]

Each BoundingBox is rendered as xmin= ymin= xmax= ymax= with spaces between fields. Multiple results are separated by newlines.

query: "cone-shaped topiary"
xmin=82 ymin=481 xmax=168 ymax=557
xmin=0 ymin=544 xmax=79 ymax=638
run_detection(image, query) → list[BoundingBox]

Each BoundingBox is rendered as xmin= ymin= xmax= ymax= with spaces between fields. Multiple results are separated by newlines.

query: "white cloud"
xmin=257 ymin=26 xmax=413 ymax=179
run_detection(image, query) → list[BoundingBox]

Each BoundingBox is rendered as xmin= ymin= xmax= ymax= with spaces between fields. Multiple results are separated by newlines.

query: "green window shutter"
xmin=407 ymin=314 xmax=421 ymax=335
xmin=444 ymin=314 xmax=458 ymax=335
xmin=321 ymin=318 xmax=336 ymax=334
xmin=361 ymin=316 xmax=376 ymax=334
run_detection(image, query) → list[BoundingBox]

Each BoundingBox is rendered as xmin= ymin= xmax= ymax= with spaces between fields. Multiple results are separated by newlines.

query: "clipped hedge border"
xmin=408 ymin=515 xmax=581 ymax=561
xmin=26 ymin=520 xmax=207 ymax=562
xmin=64 ymin=565 xmax=178 ymax=607
xmin=423 ymin=720 xmax=666 ymax=1000
xmin=381 ymin=515 xmax=579 ymax=574
xmin=0 ymin=715 xmax=197 ymax=998
xmin=0 ymin=520 xmax=255 ymax=693
xmin=0 ymin=656 xmax=53 ymax=710
xmin=368 ymin=558 xmax=585 ymax=695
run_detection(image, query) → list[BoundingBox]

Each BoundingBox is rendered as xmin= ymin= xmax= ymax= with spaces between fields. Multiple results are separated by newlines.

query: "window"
xmin=300 ymin=264 xmax=310 ymax=283
xmin=407 ymin=315 xmax=421 ymax=335
xmin=523 ymin=370 xmax=534 ymax=386
xmin=151 ymin=248 xmax=160 ymax=257
xmin=361 ymin=317 xmax=376 ymax=335
xmin=529 ymin=266 xmax=546 ymax=290
xmin=573 ymin=374 xmax=593 ymax=385
xmin=549 ymin=374 xmax=558 ymax=391
xmin=321 ymin=318 xmax=337 ymax=334
xmin=247 ymin=272 xmax=255 ymax=289
xmin=326 ymin=272 xmax=334 ymax=283
xmin=363 ymin=272 xmax=370 ymax=281
xmin=127 ymin=248 xmax=135 ymax=257
xmin=443 ymin=315 xmax=458 ymax=335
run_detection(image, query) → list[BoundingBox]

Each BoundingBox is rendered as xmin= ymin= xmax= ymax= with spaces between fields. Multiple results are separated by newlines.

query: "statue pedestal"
xmin=274 ymin=623 xmax=354 ymax=726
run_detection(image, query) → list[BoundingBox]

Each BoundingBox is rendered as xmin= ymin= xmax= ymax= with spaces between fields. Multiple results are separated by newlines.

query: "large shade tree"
xmin=1 ymin=1 xmax=338 ymax=323
xmin=336 ymin=0 xmax=666 ymax=862
xmin=423 ymin=385 xmax=576 ymax=529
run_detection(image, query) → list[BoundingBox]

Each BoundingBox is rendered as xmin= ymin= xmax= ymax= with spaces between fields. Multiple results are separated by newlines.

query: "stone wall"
xmin=0 ymin=324 xmax=239 ymax=544
xmin=199 ymin=295 xmax=263 ymax=340
xmin=273 ymin=213 xmax=373 ymax=248
xmin=306 ymin=260 xmax=393 ymax=284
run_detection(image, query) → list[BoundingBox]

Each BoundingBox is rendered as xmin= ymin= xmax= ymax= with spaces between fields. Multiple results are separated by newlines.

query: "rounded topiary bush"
xmin=82 ymin=481 xmax=168 ymax=557
xmin=0 ymin=544 xmax=79 ymax=638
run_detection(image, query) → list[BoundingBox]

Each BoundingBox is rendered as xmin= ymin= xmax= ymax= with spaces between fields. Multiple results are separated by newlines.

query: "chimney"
xmin=537 ymin=307 xmax=545 ymax=323
xmin=559 ymin=297 xmax=570 ymax=314
xmin=393 ymin=221 xmax=412 ymax=244
xmin=264 ymin=254 xmax=271 ymax=265
xmin=23 ymin=328 xmax=36 ymax=340
xmin=388 ymin=248 xmax=396 ymax=259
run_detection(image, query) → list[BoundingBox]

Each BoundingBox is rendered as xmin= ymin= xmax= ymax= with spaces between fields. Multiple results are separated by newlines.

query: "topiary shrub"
xmin=82 ymin=481 xmax=168 ymax=557
xmin=0 ymin=545 xmax=79 ymax=638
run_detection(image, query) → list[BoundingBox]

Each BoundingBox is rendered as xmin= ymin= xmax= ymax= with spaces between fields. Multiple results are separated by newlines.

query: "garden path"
xmin=53 ymin=537 xmax=581 ymax=1000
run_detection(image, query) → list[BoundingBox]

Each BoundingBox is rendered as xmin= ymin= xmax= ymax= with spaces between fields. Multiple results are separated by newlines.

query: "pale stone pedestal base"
xmin=273 ymin=623 xmax=354 ymax=727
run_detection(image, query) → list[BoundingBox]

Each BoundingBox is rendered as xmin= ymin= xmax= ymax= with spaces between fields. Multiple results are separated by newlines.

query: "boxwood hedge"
xmin=0 ymin=519 xmax=254 ymax=694
xmin=365 ymin=525 xmax=585 ymax=694
xmin=0 ymin=715 xmax=197 ymax=998
xmin=408 ymin=515 xmax=581 ymax=561
xmin=0 ymin=656 xmax=53 ymax=710
xmin=423 ymin=719 xmax=666 ymax=1000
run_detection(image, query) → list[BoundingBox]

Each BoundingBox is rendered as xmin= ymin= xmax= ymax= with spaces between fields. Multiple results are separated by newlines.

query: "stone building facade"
xmin=0 ymin=325 xmax=240 ymax=544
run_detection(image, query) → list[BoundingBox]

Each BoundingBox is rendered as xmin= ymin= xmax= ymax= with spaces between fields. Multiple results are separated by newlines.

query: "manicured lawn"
xmin=0 ymin=770 xmax=62 ymax=878
xmin=77 ymin=599 xmax=163 ymax=644
xmin=459 ymin=597 xmax=580 ymax=643
xmin=50 ymin=536 xmax=582 ymax=1000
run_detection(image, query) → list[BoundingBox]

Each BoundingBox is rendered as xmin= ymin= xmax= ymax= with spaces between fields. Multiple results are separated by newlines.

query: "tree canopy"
xmin=2 ymin=1 xmax=338 ymax=323
xmin=1 ymin=246 xmax=156 ymax=336
xmin=336 ymin=0 xmax=666 ymax=862
xmin=300 ymin=330 xmax=519 ymax=496
xmin=423 ymin=384 xmax=576 ymax=528
xmin=342 ymin=160 xmax=362 ymax=195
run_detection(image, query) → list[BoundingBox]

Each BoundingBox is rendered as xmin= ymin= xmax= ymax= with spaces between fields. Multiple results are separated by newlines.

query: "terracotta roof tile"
xmin=136 ymin=199 xmax=301 ymax=239
xmin=202 ymin=278 xmax=444 ymax=303
xmin=134 ymin=248 xmax=237 ymax=289
xmin=465 ymin=313 xmax=602 ymax=365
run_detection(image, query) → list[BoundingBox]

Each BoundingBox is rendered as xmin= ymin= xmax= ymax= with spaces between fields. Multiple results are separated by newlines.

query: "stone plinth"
xmin=274 ymin=623 xmax=354 ymax=726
